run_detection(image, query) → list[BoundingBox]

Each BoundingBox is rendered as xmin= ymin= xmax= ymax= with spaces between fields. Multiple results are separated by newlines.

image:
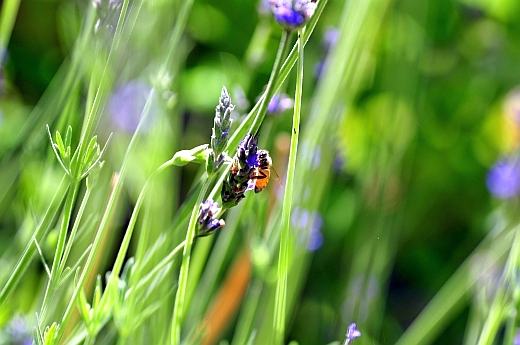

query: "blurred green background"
xmin=2 ymin=0 xmax=520 ymax=344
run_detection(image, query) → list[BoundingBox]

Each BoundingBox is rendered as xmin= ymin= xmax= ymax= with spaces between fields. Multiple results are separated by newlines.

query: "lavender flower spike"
xmin=268 ymin=0 xmax=317 ymax=31
xmin=221 ymin=133 xmax=259 ymax=208
xmin=197 ymin=199 xmax=225 ymax=237
xmin=344 ymin=323 xmax=361 ymax=345
xmin=207 ymin=86 xmax=234 ymax=175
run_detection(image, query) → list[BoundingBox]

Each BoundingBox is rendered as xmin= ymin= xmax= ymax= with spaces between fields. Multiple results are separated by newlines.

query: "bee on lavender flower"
xmin=249 ymin=149 xmax=282 ymax=193
xmin=221 ymin=133 xmax=259 ymax=208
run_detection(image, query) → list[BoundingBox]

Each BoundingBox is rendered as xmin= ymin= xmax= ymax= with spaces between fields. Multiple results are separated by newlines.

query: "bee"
xmin=250 ymin=149 xmax=282 ymax=193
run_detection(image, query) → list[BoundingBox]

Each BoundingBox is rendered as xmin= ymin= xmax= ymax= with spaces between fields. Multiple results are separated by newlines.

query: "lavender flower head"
xmin=207 ymin=86 xmax=234 ymax=175
xmin=268 ymin=0 xmax=317 ymax=31
xmin=486 ymin=155 xmax=520 ymax=199
xmin=343 ymin=323 xmax=361 ymax=345
xmin=221 ymin=133 xmax=260 ymax=208
xmin=197 ymin=199 xmax=225 ymax=237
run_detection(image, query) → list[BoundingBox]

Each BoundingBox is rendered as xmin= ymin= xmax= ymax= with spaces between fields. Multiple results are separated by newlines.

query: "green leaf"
xmin=64 ymin=125 xmax=73 ymax=149
xmin=43 ymin=323 xmax=59 ymax=345
xmin=78 ymin=290 xmax=92 ymax=325
xmin=55 ymin=130 xmax=65 ymax=157
xmin=83 ymin=135 xmax=99 ymax=166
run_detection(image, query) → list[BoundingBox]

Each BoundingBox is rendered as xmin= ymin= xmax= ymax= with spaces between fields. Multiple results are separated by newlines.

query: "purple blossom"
xmin=322 ymin=27 xmax=339 ymax=51
xmin=108 ymin=80 xmax=157 ymax=133
xmin=5 ymin=316 xmax=33 ymax=345
xmin=197 ymin=199 xmax=225 ymax=236
xmin=268 ymin=93 xmax=294 ymax=114
xmin=514 ymin=328 xmax=520 ymax=345
xmin=268 ymin=0 xmax=317 ymax=31
xmin=486 ymin=155 xmax=520 ymax=199
xmin=344 ymin=323 xmax=361 ymax=344
xmin=315 ymin=27 xmax=340 ymax=79
xmin=300 ymin=141 xmax=321 ymax=170
xmin=291 ymin=207 xmax=323 ymax=251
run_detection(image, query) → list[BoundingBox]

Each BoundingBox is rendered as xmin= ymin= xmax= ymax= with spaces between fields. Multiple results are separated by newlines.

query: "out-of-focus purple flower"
xmin=343 ymin=323 xmax=361 ymax=345
xmin=307 ymin=222 xmax=323 ymax=251
xmin=4 ymin=316 xmax=33 ymax=345
xmin=268 ymin=0 xmax=317 ymax=31
xmin=300 ymin=141 xmax=321 ymax=170
xmin=267 ymin=93 xmax=294 ymax=114
xmin=291 ymin=206 xmax=323 ymax=251
xmin=315 ymin=27 xmax=340 ymax=80
xmin=197 ymin=199 xmax=225 ymax=237
xmin=486 ymin=155 xmax=520 ymax=199
xmin=108 ymin=80 xmax=157 ymax=133
xmin=514 ymin=328 xmax=520 ymax=345
xmin=322 ymin=27 xmax=339 ymax=51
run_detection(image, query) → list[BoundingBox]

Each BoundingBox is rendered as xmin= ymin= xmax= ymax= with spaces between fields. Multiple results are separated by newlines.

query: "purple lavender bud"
xmin=221 ymin=133 xmax=260 ymax=208
xmin=208 ymin=86 xmax=234 ymax=175
xmin=212 ymin=86 xmax=234 ymax=154
xmin=268 ymin=0 xmax=317 ymax=31
xmin=486 ymin=155 xmax=520 ymax=199
xmin=344 ymin=323 xmax=361 ymax=344
xmin=197 ymin=199 xmax=225 ymax=237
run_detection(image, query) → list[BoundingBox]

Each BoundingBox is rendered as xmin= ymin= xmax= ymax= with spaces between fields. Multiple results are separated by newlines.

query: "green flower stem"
xmin=0 ymin=0 xmax=20 ymax=51
xmin=273 ymin=28 xmax=305 ymax=345
xmin=0 ymin=176 xmax=69 ymax=308
xmin=40 ymin=182 xmax=80 ymax=319
xmin=110 ymin=160 xmax=173 ymax=279
xmin=133 ymin=240 xmax=186 ymax=294
xmin=58 ymin=184 xmax=94 ymax=276
xmin=250 ymin=29 xmax=291 ymax=136
xmin=477 ymin=226 xmax=520 ymax=345
xmin=171 ymin=179 xmax=211 ymax=345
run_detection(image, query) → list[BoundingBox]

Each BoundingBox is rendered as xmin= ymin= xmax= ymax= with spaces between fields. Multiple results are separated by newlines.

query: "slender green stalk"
xmin=273 ymin=29 xmax=305 ymax=345
xmin=0 ymin=0 xmax=21 ymax=51
xmin=110 ymin=160 xmax=173 ymax=279
xmin=477 ymin=226 xmax=520 ymax=345
xmin=0 ymin=176 xmax=69 ymax=307
xmin=250 ymin=30 xmax=291 ymax=136
xmin=171 ymin=180 xmax=211 ymax=345
xmin=40 ymin=182 xmax=80 ymax=319
xmin=58 ymin=186 xmax=94 ymax=276
xmin=133 ymin=240 xmax=186 ymax=294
